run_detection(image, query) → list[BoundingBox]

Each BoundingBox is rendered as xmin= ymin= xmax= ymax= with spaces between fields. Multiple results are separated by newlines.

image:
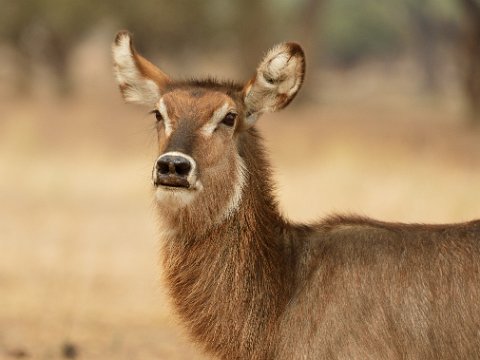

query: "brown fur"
xmin=112 ymin=33 xmax=480 ymax=359
xmin=160 ymin=124 xmax=480 ymax=360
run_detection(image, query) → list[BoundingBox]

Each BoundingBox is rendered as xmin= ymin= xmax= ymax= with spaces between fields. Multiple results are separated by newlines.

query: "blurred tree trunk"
xmin=406 ymin=3 xmax=441 ymax=93
xmin=47 ymin=31 xmax=73 ymax=96
xmin=459 ymin=0 xmax=480 ymax=125
xmin=14 ymin=23 xmax=74 ymax=97
xmin=298 ymin=0 xmax=325 ymax=101
xmin=12 ymin=48 xmax=34 ymax=96
xmin=235 ymin=0 xmax=271 ymax=76
xmin=297 ymin=0 xmax=325 ymax=67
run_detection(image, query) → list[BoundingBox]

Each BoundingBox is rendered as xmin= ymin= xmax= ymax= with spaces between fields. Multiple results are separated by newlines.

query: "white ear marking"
xmin=243 ymin=42 xmax=305 ymax=127
xmin=112 ymin=31 xmax=166 ymax=106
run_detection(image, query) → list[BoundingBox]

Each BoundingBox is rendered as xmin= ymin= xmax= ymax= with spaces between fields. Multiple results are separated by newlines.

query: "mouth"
xmin=154 ymin=175 xmax=201 ymax=206
xmin=155 ymin=175 xmax=191 ymax=189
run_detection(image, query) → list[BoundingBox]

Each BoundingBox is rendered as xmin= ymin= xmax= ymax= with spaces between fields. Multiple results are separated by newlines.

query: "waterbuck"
xmin=112 ymin=31 xmax=480 ymax=359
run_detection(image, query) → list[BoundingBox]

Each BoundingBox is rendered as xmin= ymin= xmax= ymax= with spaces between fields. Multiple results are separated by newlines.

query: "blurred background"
xmin=1 ymin=0 xmax=480 ymax=359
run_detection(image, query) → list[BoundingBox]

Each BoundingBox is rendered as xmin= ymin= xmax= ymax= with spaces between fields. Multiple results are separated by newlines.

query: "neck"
xmin=160 ymin=128 xmax=297 ymax=359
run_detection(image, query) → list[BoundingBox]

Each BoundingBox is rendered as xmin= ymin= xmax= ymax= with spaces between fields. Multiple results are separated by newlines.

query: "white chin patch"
xmin=155 ymin=182 xmax=202 ymax=207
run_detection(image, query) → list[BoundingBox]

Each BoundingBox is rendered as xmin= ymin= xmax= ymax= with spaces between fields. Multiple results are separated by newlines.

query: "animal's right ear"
xmin=112 ymin=31 xmax=170 ymax=106
xmin=242 ymin=42 xmax=305 ymax=128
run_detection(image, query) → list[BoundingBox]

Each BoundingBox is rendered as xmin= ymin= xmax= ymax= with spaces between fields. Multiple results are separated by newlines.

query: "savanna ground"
xmin=1 ymin=59 xmax=480 ymax=359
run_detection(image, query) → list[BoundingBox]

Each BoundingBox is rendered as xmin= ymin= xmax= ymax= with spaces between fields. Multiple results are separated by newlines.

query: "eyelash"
xmin=151 ymin=110 xmax=163 ymax=122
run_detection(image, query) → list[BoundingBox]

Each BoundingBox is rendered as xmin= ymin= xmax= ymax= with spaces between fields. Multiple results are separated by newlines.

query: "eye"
xmin=221 ymin=112 xmax=237 ymax=127
xmin=152 ymin=110 xmax=163 ymax=122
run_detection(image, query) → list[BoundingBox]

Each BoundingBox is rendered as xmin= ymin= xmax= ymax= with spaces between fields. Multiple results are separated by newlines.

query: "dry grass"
xmin=1 ymin=70 xmax=480 ymax=359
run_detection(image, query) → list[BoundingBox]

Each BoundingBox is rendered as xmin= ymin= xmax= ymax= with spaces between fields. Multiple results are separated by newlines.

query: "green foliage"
xmin=111 ymin=0 xmax=210 ymax=52
xmin=0 ymin=0 xmax=467 ymax=90
xmin=0 ymin=0 xmax=105 ymax=43
xmin=404 ymin=0 xmax=461 ymax=21
xmin=323 ymin=0 xmax=408 ymax=65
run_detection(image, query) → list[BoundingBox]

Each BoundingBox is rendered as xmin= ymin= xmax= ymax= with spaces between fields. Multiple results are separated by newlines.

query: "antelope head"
xmin=112 ymin=31 xmax=305 ymax=225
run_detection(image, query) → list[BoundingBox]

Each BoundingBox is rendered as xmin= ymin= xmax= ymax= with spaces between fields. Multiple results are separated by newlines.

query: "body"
xmin=280 ymin=217 xmax=480 ymax=359
xmin=112 ymin=32 xmax=480 ymax=359
xmin=161 ymin=127 xmax=480 ymax=359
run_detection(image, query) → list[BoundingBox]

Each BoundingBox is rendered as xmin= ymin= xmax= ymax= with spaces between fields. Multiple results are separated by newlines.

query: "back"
xmin=278 ymin=217 xmax=480 ymax=359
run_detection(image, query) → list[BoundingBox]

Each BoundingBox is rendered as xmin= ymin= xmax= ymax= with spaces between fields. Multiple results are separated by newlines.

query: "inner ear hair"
xmin=244 ymin=42 xmax=305 ymax=118
xmin=112 ymin=31 xmax=170 ymax=106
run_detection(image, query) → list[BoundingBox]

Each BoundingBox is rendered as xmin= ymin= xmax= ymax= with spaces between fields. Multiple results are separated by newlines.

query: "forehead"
xmin=160 ymin=88 xmax=237 ymax=119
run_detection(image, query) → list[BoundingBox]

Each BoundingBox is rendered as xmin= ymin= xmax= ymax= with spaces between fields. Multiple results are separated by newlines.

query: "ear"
xmin=112 ymin=31 xmax=170 ymax=106
xmin=242 ymin=42 xmax=305 ymax=127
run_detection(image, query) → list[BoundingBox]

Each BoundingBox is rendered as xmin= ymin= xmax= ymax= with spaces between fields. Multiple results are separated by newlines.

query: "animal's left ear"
xmin=242 ymin=42 xmax=305 ymax=128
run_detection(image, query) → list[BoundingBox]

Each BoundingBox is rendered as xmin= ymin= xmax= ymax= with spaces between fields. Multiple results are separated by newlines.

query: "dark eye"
xmin=153 ymin=110 xmax=163 ymax=122
xmin=222 ymin=112 xmax=237 ymax=127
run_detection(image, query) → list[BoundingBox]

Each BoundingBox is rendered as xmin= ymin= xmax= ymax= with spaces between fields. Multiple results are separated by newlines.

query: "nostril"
xmin=156 ymin=155 xmax=192 ymax=177
xmin=175 ymin=161 xmax=191 ymax=176
xmin=157 ymin=160 xmax=170 ymax=175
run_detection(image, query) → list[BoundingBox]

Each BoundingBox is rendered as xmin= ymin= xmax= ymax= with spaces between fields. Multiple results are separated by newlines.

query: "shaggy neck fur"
xmin=159 ymin=128 xmax=299 ymax=359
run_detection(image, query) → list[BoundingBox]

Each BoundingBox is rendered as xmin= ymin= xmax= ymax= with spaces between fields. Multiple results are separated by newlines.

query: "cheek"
xmin=196 ymin=133 xmax=233 ymax=167
xmin=200 ymin=141 xmax=237 ymax=198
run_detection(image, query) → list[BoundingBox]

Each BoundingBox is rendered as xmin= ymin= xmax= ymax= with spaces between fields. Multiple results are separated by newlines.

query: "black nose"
xmin=157 ymin=155 xmax=192 ymax=176
xmin=155 ymin=155 xmax=193 ymax=188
